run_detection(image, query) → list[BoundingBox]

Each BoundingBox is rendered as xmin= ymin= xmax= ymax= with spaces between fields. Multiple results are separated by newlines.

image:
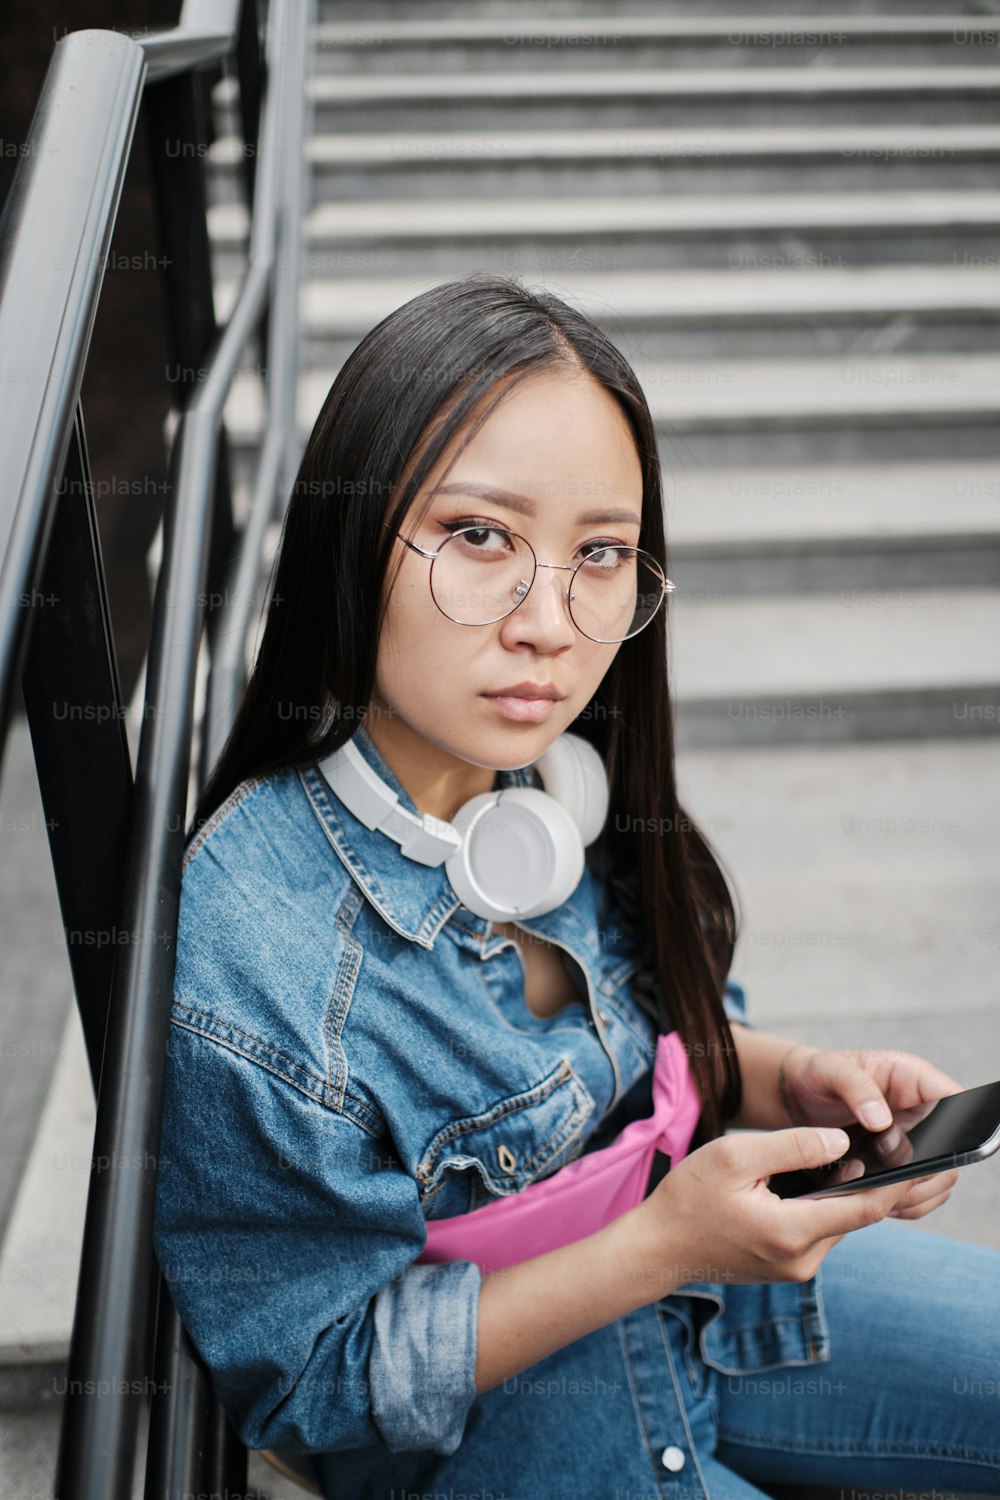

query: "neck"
xmin=360 ymin=716 xmax=498 ymax=823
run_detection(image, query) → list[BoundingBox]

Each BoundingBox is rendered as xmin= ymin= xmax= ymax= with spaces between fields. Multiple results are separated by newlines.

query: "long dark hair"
xmin=192 ymin=271 xmax=743 ymax=1140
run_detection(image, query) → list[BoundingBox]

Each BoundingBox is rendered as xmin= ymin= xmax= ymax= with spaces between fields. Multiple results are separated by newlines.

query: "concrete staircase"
xmin=210 ymin=3 xmax=1000 ymax=749
xmin=2 ymin=8 xmax=999 ymax=1497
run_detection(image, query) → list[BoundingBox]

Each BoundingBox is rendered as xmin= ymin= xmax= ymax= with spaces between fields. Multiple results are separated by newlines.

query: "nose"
xmin=501 ymin=561 xmax=576 ymax=647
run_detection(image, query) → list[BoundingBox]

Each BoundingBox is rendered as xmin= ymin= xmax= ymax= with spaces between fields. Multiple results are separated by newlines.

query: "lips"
xmin=484 ymin=683 xmax=564 ymax=701
xmin=483 ymin=694 xmax=559 ymax=723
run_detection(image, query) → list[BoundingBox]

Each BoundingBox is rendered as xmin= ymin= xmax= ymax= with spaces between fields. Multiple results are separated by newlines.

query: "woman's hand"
xmin=636 ymin=1125 xmax=914 ymax=1292
xmin=782 ymin=1045 xmax=964 ymax=1220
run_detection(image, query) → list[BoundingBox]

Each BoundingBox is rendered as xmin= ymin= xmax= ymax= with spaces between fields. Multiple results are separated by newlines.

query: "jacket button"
xmin=661 ymin=1446 xmax=685 ymax=1472
xmin=597 ymin=1009 xmax=610 ymax=1024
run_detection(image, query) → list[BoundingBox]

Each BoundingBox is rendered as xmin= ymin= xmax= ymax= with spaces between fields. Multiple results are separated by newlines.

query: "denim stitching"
xmin=616 ymin=1314 xmax=670 ymax=1500
xmin=420 ymin=1078 xmax=592 ymax=1194
xmin=419 ymin=889 xmax=461 ymax=944
xmin=298 ymin=764 xmax=442 ymax=947
xmin=172 ymin=1003 xmax=319 ymax=1082
xmin=324 ymin=883 xmax=364 ymax=1111
xmin=657 ymin=1301 xmax=713 ymax=1499
xmin=416 ymin=1063 xmax=594 ymax=1189
xmin=420 ymin=1060 xmax=572 ymax=1154
xmin=181 ymin=775 xmax=271 ymax=873
xmin=169 ymin=1008 xmax=382 ymax=1136
xmin=717 ymin=1426 xmax=1000 ymax=1467
xmin=450 ymin=916 xmax=489 ymax=941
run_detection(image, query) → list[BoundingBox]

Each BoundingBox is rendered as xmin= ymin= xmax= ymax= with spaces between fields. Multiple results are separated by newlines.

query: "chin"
xmin=485 ymin=725 xmax=567 ymax=771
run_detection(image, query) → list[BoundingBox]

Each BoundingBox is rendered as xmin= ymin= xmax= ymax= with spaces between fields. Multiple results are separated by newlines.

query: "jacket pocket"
xmin=416 ymin=1058 xmax=596 ymax=1219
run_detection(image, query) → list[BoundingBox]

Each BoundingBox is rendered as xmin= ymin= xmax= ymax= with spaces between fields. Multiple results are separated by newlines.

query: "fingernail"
xmin=820 ymin=1128 xmax=850 ymax=1155
xmin=859 ymin=1101 xmax=892 ymax=1130
xmin=875 ymin=1125 xmax=903 ymax=1155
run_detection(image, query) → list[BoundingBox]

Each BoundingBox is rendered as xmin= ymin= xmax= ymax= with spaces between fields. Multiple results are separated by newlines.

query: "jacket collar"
xmin=298 ymin=720 xmax=530 ymax=949
xmin=297 ymin=720 xmax=601 ymax=965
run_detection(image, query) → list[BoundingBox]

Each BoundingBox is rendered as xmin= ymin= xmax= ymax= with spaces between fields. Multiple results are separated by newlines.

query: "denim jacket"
xmin=152 ymin=721 xmax=831 ymax=1490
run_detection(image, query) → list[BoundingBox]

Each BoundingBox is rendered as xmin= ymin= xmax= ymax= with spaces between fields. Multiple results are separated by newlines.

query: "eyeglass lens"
xmin=429 ymin=527 xmax=666 ymax=643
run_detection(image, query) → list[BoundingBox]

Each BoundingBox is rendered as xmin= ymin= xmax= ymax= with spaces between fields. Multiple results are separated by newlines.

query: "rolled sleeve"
xmin=153 ymin=1020 xmax=482 ymax=1457
xmin=723 ymin=975 xmax=751 ymax=1028
xmin=370 ymin=1258 xmax=481 ymax=1453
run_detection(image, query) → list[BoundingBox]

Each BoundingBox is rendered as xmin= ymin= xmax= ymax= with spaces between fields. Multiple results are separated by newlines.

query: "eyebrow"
xmin=432 ymin=481 xmax=642 ymax=528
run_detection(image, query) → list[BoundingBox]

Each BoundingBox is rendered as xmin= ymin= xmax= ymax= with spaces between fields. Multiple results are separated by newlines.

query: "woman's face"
xmin=367 ymin=367 xmax=645 ymax=821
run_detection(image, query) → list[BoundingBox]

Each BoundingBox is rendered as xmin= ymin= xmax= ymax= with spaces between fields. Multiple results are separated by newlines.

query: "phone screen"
xmin=768 ymin=1078 xmax=1000 ymax=1199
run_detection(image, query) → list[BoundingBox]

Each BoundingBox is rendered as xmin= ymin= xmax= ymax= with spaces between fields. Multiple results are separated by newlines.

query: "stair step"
xmin=631 ymin=349 xmax=1000 ymax=427
xmin=209 ymin=188 xmax=1000 ymax=279
xmin=286 ymin=124 xmax=1000 ymax=200
xmin=233 ymin=458 xmax=999 ymax=589
xmin=215 ymin=263 xmax=1000 ymax=350
xmin=670 ymin=585 xmax=1000 ymax=745
xmin=220 ymin=349 xmax=1000 ymax=435
xmin=320 ymin=0 xmax=989 ymax=15
xmin=303 ymin=122 xmax=1000 ymax=168
xmin=304 ymin=191 xmax=1000 ymax=241
xmin=229 ymin=457 xmax=1000 ymax=592
xmin=260 ymin=262 xmax=1000 ymax=361
xmin=309 ymin=66 xmax=1000 ymax=104
xmin=307 ymin=66 xmax=1000 ymax=130
xmin=291 ymin=262 xmax=1000 ymax=327
xmin=675 ymin=736 xmax=1000 ymax=1046
xmin=210 ymin=188 xmax=1000 ymax=242
xmin=310 ymin=15 xmax=1000 ymax=73
xmin=219 ymin=350 xmax=1000 ymax=472
xmin=666 ymin=460 xmax=1000 ymax=591
xmin=667 ymin=459 xmax=1000 ymax=549
xmin=312 ymin=15 xmax=1000 ymax=45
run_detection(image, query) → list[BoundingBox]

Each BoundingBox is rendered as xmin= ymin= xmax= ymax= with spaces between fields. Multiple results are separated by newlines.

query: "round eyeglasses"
xmin=384 ymin=521 xmax=674 ymax=644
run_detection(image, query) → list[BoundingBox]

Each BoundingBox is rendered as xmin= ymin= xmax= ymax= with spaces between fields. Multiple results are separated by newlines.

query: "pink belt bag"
xmin=415 ymin=1029 xmax=702 ymax=1277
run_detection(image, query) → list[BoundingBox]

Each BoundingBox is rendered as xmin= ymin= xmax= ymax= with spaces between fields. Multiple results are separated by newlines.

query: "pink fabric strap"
xmin=416 ymin=1029 xmax=702 ymax=1277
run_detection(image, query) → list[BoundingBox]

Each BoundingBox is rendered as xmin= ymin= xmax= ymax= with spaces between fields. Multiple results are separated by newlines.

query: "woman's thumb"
xmin=740 ymin=1125 xmax=850 ymax=1178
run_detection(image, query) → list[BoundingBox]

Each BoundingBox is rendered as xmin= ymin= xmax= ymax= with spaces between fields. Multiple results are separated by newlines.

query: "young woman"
xmin=153 ymin=273 xmax=1000 ymax=1499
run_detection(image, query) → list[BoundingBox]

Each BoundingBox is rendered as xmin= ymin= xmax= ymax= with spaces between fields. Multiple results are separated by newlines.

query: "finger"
xmin=871 ymin=1126 xmax=914 ymax=1169
xmin=898 ymin=1058 xmax=966 ymax=1103
xmin=820 ymin=1055 xmax=894 ymax=1131
xmin=742 ymin=1125 xmax=853 ymax=1180
xmin=898 ymin=1167 xmax=958 ymax=1196
xmin=782 ymin=1176 xmax=910 ymax=1238
xmin=890 ymin=1186 xmax=953 ymax=1220
xmin=868 ymin=1050 xmax=966 ymax=1110
xmin=889 ymin=1169 xmax=959 ymax=1212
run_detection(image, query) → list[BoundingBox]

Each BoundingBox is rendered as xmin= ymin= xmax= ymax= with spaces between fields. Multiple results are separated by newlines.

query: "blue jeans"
xmin=666 ymin=1217 xmax=1000 ymax=1497
xmin=319 ymin=1217 xmax=1000 ymax=1499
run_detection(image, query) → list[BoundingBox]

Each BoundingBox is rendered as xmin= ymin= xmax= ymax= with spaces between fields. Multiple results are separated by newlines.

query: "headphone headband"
xmin=316 ymin=731 xmax=609 ymax=922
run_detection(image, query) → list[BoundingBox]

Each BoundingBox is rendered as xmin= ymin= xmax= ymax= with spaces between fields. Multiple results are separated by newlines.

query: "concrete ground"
xmin=676 ymin=734 xmax=1000 ymax=1252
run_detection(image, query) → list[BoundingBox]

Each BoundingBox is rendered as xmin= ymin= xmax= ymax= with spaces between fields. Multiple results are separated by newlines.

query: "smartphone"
xmin=767 ymin=1077 xmax=1000 ymax=1200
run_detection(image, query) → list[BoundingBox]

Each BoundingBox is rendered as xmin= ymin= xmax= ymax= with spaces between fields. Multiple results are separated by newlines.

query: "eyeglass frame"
xmin=381 ymin=518 xmax=675 ymax=644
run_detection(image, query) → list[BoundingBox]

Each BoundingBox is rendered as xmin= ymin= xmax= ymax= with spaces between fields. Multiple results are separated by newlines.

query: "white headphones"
xmin=316 ymin=731 xmax=609 ymax=923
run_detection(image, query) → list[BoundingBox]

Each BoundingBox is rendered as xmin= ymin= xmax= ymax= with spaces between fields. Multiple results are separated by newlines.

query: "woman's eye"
xmin=580 ymin=543 xmax=628 ymax=568
xmin=442 ymin=520 xmax=629 ymax=561
xmin=444 ymin=521 xmax=513 ymax=550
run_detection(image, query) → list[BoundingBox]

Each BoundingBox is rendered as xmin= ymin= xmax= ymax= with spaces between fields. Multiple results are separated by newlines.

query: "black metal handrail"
xmin=0 ymin=0 xmax=308 ymax=1495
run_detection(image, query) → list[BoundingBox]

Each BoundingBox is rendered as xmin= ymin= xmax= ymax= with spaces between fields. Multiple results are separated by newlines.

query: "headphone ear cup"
xmin=446 ymin=788 xmax=584 ymax=922
xmin=531 ymin=732 xmax=609 ymax=847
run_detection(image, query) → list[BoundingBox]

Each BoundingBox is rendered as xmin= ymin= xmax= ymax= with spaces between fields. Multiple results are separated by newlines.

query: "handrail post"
xmin=0 ymin=31 xmax=145 ymax=776
xmin=142 ymin=65 xmax=238 ymax=676
xmin=236 ymin=0 xmax=264 ymax=211
xmin=19 ymin=400 xmax=133 ymax=1092
xmin=0 ymin=2 xmax=298 ymax=1492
